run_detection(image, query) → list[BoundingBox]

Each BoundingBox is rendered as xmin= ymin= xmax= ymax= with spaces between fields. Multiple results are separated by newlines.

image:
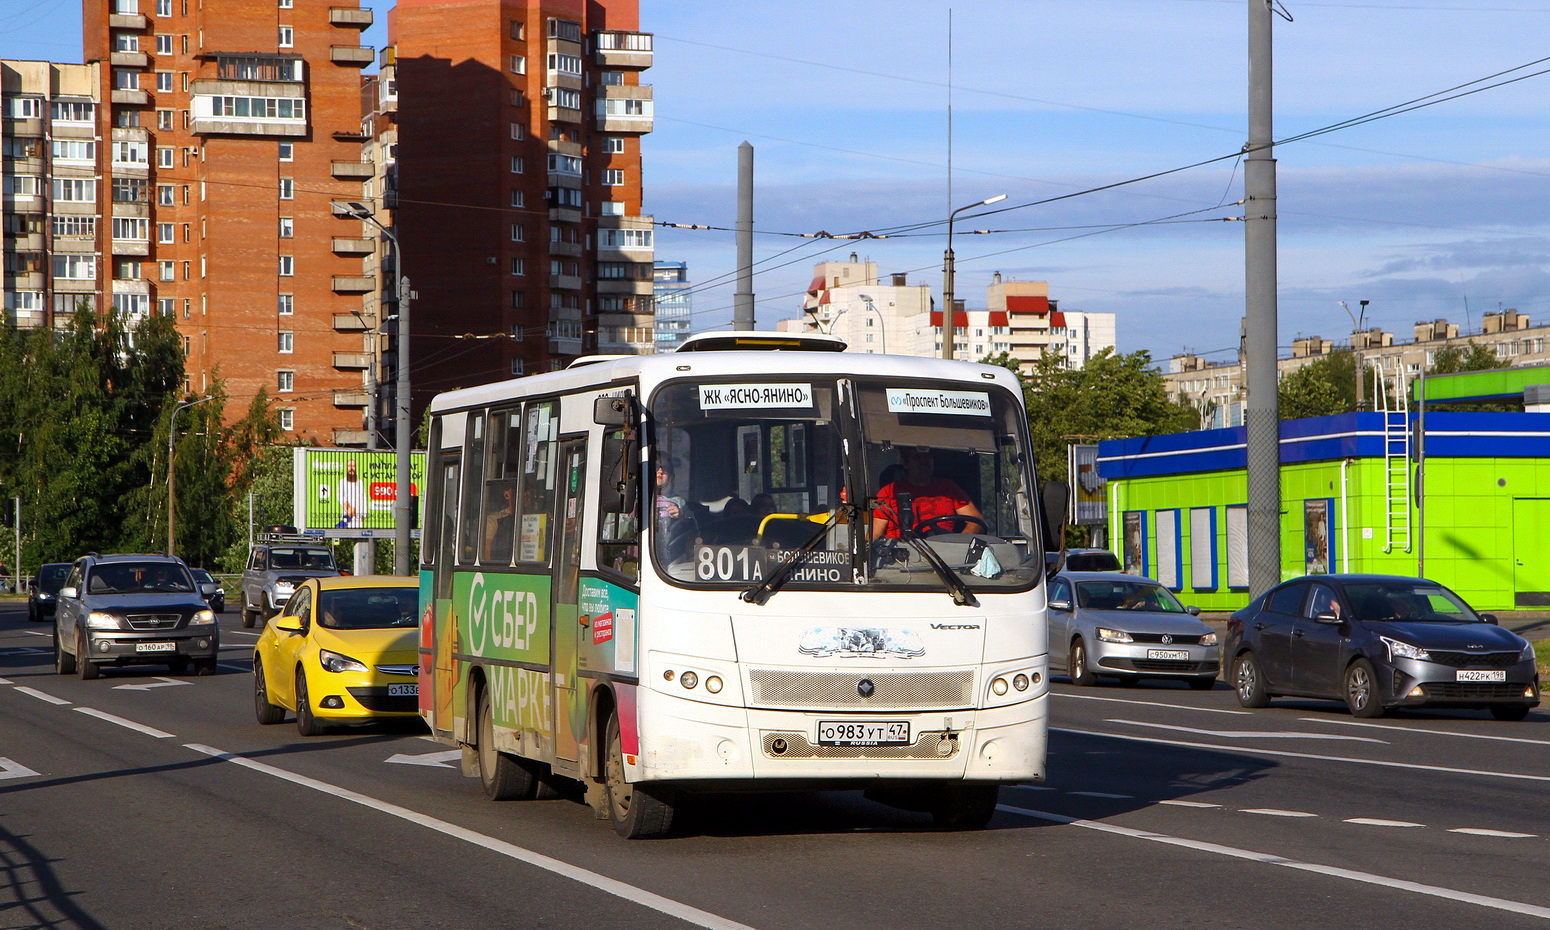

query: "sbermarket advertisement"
xmin=292 ymin=448 xmax=425 ymax=538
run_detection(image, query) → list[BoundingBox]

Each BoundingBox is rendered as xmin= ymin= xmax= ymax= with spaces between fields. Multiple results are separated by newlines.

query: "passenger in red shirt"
xmin=871 ymin=447 xmax=985 ymax=539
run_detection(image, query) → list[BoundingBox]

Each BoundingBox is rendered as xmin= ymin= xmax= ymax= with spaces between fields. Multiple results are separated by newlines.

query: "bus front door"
xmin=551 ymin=437 xmax=588 ymax=766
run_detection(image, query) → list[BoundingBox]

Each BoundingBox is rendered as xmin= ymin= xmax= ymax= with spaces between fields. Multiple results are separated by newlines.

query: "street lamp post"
xmin=1338 ymin=299 xmax=1370 ymax=410
xmin=942 ymin=193 xmax=1006 ymax=360
xmin=342 ymin=200 xmax=414 ymax=576
xmin=167 ymin=395 xmax=216 ymax=558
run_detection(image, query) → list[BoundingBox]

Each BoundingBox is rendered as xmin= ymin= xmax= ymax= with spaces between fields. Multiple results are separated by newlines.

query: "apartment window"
xmin=50 ymin=101 xmax=94 ymax=122
xmin=509 ymin=190 xmax=525 ymax=208
xmin=600 ymin=228 xmax=652 ymax=249
xmin=599 ymin=201 xmax=625 ymax=216
xmin=159 ymin=260 xmax=175 ymax=281
xmin=602 ymin=168 xmax=625 ymax=186
xmin=279 ymin=0 xmax=293 ymax=7
xmin=510 ymin=291 xmax=525 ymax=308
xmin=116 ymin=109 xmax=140 ymax=127
xmin=52 ymin=255 xmax=96 ymax=280
xmin=509 ymin=324 xmax=524 ymax=341
xmin=113 ymin=0 xmax=138 ymax=13
xmin=114 ymin=69 xmax=139 ymax=90
xmin=510 ymin=223 xmax=525 ymax=242
xmin=509 ymin=155 xmax=524 ymax=174
xmin=278 ymin=142 xmax=294 ymax=162
xmin=508 ymin=55 xmax=526 ymax=74
xmin=510 ymin=21 xmax=524 ymax=40
xmin=601 ymin=71 xmax=625 ymax=87
xmin=158 ymin=298 xmax=175 ymax=317
xmin=113 ymin=293 xmax=150 ymax=317
xmin=155 ymin=71 xmax=173 ymax=92
xmin=51 ymin=178 xmax=94 ymax=202
xmin=157 ymin=146 xmax=174 ymax=167
xmin=157 ymin=0 xmax=171 ymax=13
xmin=158 ymin=184 xmax=175 ymax=206
xmin=278 ymin=409 xmax=294 ymax=431
xmin=50 ymin=140 xmax=95 ymax=161
xmin=210 ymin=96 xmax=305 ymax=119
xmin=113 ymin=141 xmax=149 ymax=165
xmin=112 ymin=217 xmax=149 ymax=241
xmin=598 ymin=97 xmax=649 ymax=118
xmin=277 ymin=331 xmax=294 ymax=353
xmin=277 ymin=370 xmax=294 ymax=392
xmin=551 ymin=88 xmax=581 ymax=109
xmin=547 ymin=186 xmax=582 ymax=208
xmin=509 ymin=121 xmax=525 ymax=140
xmin=277 ymin=293 xmax=294 ymax=315
xmin=278 ymin=26 xmax=294 ymax=48
xmin=510 ymin=359 xmax=525 ymax=376
xmin=112 ymin=178 xmax=148 ymax=203
xmin=278 ymin=255 xmax=294 ymax=276
xmin=547 ymin=18 xmax=581 ymax=42
xmin=157 ymin=109 xmax=174 ymax=130
xmin=52 ymin=216 xmax=95 ymax=237
xmin=8 ymin=97 xmax=41 ymax=119
xmin=278 ymin=217 xmax=294 ymax=238
xmin=156 ymin=34 xmax=173 ymax=54
xmin=547 ymin=153 xmax=582 ymax=175
xmin=602 ymin=136 xmax=624 ymax=155
xmin=510 ymin=257 xmax=525 ymax=275
xmin=546 ymin=53 xmax=582 ymax=77
xmin=509 ymin=89 xmax=526 ymax=107
xmin=278 ymin=177 xmax=294 ymax=199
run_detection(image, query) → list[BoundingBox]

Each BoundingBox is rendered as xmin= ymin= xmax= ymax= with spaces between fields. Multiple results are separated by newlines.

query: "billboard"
xmin=292 ymin=448 xmax=425 ymax=539
xmin=1068 ymin=444 xmax=1108 ymax=526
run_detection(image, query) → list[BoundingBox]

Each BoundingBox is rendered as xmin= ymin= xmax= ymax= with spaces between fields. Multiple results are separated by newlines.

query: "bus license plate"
xmin=817 ymin=721 xmax=909 ymax=746
xmin=135 ymin=642 xmax=176 ymax=653
xmin=388 ymin=683 xmax=418 ymax=696
xmin=1147 ymin=649 xmax=1190 ymax=661
xmin=1457 ymin=669 xmax=1506 ymax=682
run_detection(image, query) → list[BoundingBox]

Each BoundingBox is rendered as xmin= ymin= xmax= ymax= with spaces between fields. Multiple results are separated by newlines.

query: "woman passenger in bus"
xmin=653 ymin=461 xmax=697 ymax=562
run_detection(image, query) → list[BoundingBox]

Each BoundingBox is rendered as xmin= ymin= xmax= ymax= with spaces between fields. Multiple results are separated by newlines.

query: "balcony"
xmin=333 ymin=312 xmax=370 ymax=331
xmin=333 ymin=428 xmax=369 ymax=446
xmin=111 ymin=238 xmax=150 ymax=257
xmin=111 ymin=50 xmax=149 ymax=68
xmin=109 ymin=13 xmax=147 ymax=29
xmin=594 ymin=84 xmax=654 ymax=134
xmin=548 ymin=336 xmax=583 ymax=356
xmin=597 ymin=278 xmax=652 ymax=297
xmin=112 ymin=88 xmax=149 ymax=106
xmin=329 ymin=7 xmax=373 ymax=28
xmin=190 ymin=84 xmax=307 ymax=137
xmin=330 ymin=160 xmax=374 ymax=180
xmin=330 ymin=45 xmax=375 ymax=67
xmin=548 ymin=207 xmax=581 ymax=224
xmin=549 ymin=274 xmax=582 ymax=291
xmin=593 ymin=31 xmax=653 ymax=70
xmin=332 ymin=276 xmax=375 ymax=293
xmin=332 ymin=237 xmax=374 ymax=255
xmin=333 ymin=390 xmax=371 ymax=407
xmin=333 ymin=352 xmax=371 ymax=369
xmin=550 ymin=240 xmax=582 ymax=258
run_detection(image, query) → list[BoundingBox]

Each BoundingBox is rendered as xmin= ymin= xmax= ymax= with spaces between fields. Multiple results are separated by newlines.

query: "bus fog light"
xmin=771 ymin=738 xmax=788 ymax=755
xmin=1030 ymin=672 xmax=1041 ymax=686
xmin=680 ymin=671 xmax=698 ymax=689
xmin=1013 ymin=674 xmax=1030 ymax=691
xmin=663 ymin=670 xmax=675 ymax=681
xmin=717 ymin=739 xmax=738 ymax=762
xmin=991 ymin=677 xmax=1009 ymax=696
xmin=705 ymin=675 xmax=723 ymax=694
xmin=980 ymin=740 xmax=999 ymax=762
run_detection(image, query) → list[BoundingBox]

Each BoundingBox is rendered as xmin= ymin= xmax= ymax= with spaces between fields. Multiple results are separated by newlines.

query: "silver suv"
xmin=241 ymin=528 xmax=341 ymax=628
xmin=53 ymin=554 xmax=219 ymax=679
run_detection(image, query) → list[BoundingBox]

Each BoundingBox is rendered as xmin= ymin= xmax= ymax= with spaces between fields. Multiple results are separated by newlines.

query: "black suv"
xmin=53 ymin=554 xmax=220 ymax=679
xmin=28 ymin=562 xmax=72 ymax=622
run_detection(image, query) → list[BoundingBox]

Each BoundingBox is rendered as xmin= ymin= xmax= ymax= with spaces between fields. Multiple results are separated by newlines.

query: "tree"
xmin=1277 ymin=350 xmax=1357 ymax=419
xmin=1429 ymin=342 xmax=1498 ymax=375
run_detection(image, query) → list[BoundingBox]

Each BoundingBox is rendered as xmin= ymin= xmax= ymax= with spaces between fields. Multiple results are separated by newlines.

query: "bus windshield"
xmin=650 ymin=376 xmax=1041 ymax=594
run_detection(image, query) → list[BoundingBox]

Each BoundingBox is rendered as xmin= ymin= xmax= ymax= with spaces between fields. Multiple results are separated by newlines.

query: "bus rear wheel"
xmin=477 ymin=689 xmax=539 ymax=801
xmin=604 ymin=712 xmax=674 ymax=839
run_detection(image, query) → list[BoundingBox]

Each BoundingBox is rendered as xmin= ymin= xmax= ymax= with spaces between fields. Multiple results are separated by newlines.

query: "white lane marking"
xmin=0 ymin=757 xmax=41 ymax=780
xmin=73 ymin=707 xmax=176 ymax=739
xmin=15 ymin=687 xmax=70 ymax=706
xmin=1068 ymin=791 xmax=1132 ymax=799
xmin=22 ymin=630 xmax=50 ymax=637
xmin=1450 ymin=828 xmax=1537 ymax=838
xmin=218 ymin=663 xmax=250 ymax=672
xmin=1109 ymin=719 xmax=1386 ymax=743
xmin=226 ymin=631 xmax=262 ymax=638
xmin=1300 ymin=718 xmax=1550 ymax=747
xmin=1159 ymin=800 xmax=1221 ymax=809
xmin=1053 ymin=727 xmax=1550 ymax=784
xmin=1241 ymin=809 xmax=1317 ymax=818
xmin=998 ymin=803 xmax=1550 ymax=920
xmin=184 ymin=744 xmax=756 ymax=930
xmin=1054 ymin=692 xmax=1250 ymax=715
xmin=1346 ymin=818 xmax=1423 ymax=828
xmin=112 ymin=677 xmax=191 ymax=691
xmin=0 ymin=677 xmax=11 ymax=685
xmin=386 ymin=749 xmax=462 ymax=768
xmin=0 ymin=647 xmax=47 ymax=655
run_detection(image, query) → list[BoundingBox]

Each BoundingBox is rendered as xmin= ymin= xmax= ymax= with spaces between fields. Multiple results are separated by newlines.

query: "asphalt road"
xmin=3 ymin=600 xmax=1549 ymax=930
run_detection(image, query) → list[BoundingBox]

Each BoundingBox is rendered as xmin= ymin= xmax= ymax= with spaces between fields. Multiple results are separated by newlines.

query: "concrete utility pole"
xmin=733 ymin=142 xmax=755 ymax=331
xmin=394 ymin=273 xmax=413 ymax=576
xmin=1244 ymin=0 xmax=1281 ymax=595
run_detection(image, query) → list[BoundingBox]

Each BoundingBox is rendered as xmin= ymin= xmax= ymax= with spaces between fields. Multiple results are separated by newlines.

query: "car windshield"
xmin=1342 ymin=582 xmax=1482 ymax=623
xmin=87 ymin=562 xmax=195 ymax=594
xmin=1075 ymin=579 xmax=1186 ymax=613
xmin=316 ymin=586 xmax=419 ymax=629
xmin=269 ymin=547 xmax=336 ymax=571
xmin=191 ymin=569 xmax=213 ymax=583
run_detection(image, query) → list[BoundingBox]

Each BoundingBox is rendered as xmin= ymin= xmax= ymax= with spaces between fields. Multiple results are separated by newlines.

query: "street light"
xmin=1338 ymin=298 xmax=1371 ymax=410
xmin=167 ymin=395 xmax=216 ymax=558
xmin=341 ymin=200 xmax=414 ymax=575
xmin=809 ymin=293 xmax=887 ymax=354
xmin=942 ymin=193 xmax=1006 ymax=360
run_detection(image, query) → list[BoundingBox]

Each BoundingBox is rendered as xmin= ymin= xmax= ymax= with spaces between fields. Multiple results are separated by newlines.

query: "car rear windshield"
xmin=86 ymin=562 xmax=194 ymax=594
xmin=317 ymin=587 xmax=419 ymax=629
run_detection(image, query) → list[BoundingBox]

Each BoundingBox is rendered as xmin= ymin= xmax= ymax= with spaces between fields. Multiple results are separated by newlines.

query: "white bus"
xmin=416 ymin=332 xmax=1067 ymax=837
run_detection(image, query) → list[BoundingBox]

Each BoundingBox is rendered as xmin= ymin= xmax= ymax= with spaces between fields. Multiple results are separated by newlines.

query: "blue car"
xmin=1226 ymin=574 xmax=1539 ymax=720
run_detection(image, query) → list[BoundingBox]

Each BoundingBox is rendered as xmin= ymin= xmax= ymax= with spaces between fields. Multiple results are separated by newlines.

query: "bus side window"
xmin=596 ymin=427 xmax=640 ymax=579
xmin=457 ymin=413 xmax=487 ymax=564
xmin=518 ymin=401 xmax=558 ymax=563
xmin=480 ymin=408 xmax=523 ymax=566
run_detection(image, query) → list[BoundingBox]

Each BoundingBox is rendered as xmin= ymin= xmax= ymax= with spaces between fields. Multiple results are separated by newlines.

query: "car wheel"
xmin=295 ymin=669 xmax=325 ymax=736
xmin=240 ymin=605 xmax=256 ymax=629
xmin=77 ymin=633 xmax=99 ymax=680
xmin=605 ymin=711 xmax=674 ymax=839
xmin=54 ymin=627 xmax=76 ymax=675
xmin=1068 ymin=639 xmax=1096 ymax=686
xmin=1233 ymin=652 xmax=1270 ymax=708
xmin=254 ymin=660 xmax=286 ymax=725
xmin=476 ymin=688 xmax=538 ymax=801
xmin=930 ymin=783 xmax=1000 ymax=830
xmin=1343 ymin=659 xmax=1384 ymax=718
xmin=1490 ymin=704 xmax=1531 ymax=722
xmin=167 ymin=658 xmax=190 ymax=676
xmin=1187 ymin=675 xmax=1217 ymax=691
xmin=195 ymin=658 xmax=218 ymax=676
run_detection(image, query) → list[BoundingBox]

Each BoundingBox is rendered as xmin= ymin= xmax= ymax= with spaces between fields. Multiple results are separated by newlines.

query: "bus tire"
xmin=931 ymin=783 xmax=1000 ymax=830
xmin=477 ymin=689 xmax=538 ymax=801
xmin=605 ymin=712 xmax=674 ymax=839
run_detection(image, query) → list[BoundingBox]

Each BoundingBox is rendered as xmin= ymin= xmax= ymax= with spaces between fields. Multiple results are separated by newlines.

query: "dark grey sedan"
xmin=1226 ymin=574 xmax=1539 ymax=720
xmin=1049 ymin=572 xmax=1221 ymax=689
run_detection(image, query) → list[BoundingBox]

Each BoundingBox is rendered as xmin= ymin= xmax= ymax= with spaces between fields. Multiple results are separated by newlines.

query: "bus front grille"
xmin=747 ymin=669 xmax=974 ymax=710
xmin=761 ymin=731 xmax=960 ymax=760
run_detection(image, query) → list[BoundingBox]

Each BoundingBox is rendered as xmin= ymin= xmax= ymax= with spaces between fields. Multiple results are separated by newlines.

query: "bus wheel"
xmin=477 ymin=689 xmax=538 ymax=801
xmin=931 ymin=783 xmax=1000 ymax=830
xmin=604 ymin=712 xmax=674 ymax=839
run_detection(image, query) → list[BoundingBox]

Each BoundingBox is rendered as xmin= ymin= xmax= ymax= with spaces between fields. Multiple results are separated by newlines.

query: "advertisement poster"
xmin=1304 ymin=499 xmax=1331 ymax=575
xmin=1122 ymin=511 xmax=1146 ymax=576
xmin=293 ymin=448 xmax=426 ymax=537
xmin=1068 ymin=444 xmax=1108 ymax=526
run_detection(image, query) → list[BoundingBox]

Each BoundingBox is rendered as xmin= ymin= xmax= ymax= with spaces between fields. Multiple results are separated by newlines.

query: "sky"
xmin=4 ymin=0 xmax=1549 ymax=367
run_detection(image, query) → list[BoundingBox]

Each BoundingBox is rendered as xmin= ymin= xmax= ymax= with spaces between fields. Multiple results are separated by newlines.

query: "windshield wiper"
xmin=741 ymin=505 xmax=853 ymax=605
xmin=894 ymin=532 xmax=979 ymax=608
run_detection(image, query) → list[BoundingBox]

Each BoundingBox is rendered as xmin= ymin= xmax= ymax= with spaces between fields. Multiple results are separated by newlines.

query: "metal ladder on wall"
xmin=1374 ymin=358 xmax=1412 ymax=553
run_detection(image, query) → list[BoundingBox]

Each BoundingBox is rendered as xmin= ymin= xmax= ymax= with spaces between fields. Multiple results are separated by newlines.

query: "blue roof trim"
xmin=1097 ymin=411 xmax=1550 ymax=479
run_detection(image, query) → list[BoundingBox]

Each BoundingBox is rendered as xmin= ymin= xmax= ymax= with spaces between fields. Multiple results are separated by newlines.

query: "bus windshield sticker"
xmin=884 ymin=388 xmax=991 ymax=417
xmin=699 ymin=383 xmax=814 ymax=410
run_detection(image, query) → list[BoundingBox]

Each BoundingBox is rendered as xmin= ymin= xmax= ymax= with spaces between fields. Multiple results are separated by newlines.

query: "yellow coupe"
xmin=253 ymin=575 xmax=422 ymax=736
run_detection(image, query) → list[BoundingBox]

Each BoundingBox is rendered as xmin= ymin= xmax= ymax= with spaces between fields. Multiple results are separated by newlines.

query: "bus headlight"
xmin=991 ymin=677 xmax=1009 ymax=696
xmin=705 ymin=676 xmax=723 ymax=694
xmin=1013 ymin=674 xmax=1030 ymax=691
xmin=679 ymin=671 xmax=699 ymax=690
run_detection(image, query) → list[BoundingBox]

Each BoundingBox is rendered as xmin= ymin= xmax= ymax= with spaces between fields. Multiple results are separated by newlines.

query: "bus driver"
xmin=870 ymin=446 xmax=985 ymax=539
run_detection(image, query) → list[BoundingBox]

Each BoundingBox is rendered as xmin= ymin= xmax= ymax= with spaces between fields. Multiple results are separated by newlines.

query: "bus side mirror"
xmin=1040 ymin=480 xmax=1069 ymax=580
xmin=594 ymin=394 xmax=635 ymax=427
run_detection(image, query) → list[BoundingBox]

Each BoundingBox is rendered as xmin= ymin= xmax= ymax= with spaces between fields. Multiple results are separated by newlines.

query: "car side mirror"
xmin=273 ymin=618 xmax=304 ymax=634
xmin=1186 ymin=605 xmax=1201 ymax=616
xmin=1049 ymin=598 xmax=1071 ymax=612
xmin=1480 ymin=613 xmax=1498 ymax=625
xmin=59 ymin=586 xmax=77 ymax=599
xmin=1313 ymin=612 xmax=1343 ymax=624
